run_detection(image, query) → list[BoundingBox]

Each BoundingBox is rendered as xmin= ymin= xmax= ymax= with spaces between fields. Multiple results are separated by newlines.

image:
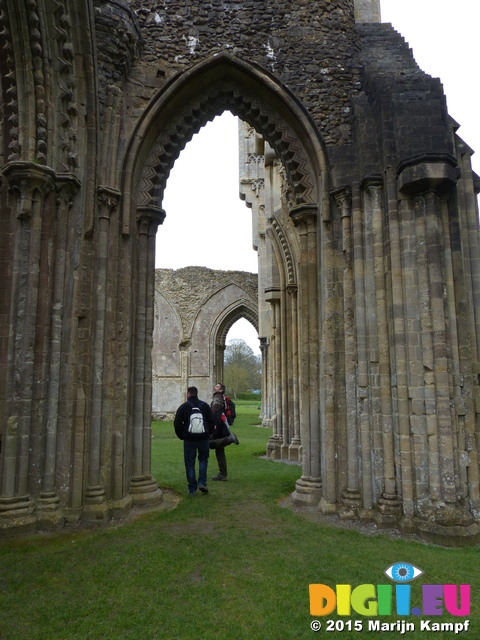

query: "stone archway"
xmin=1 ymin=0 xmax=480 ymax=544
xmin=121 ymin=52 xmax=326 ymax=512
xmin=126 ymin=54 xmax=324 ymax=217
xmin=151 ymin=267 xmax=258 ymax=419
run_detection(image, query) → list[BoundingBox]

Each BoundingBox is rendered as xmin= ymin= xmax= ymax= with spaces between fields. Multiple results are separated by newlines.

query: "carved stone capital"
xmin=360 ymin=174 xmax=383 ymax=190
xmin=136 ymin=206 xmax=166 ymax=236
xmin=332 ymin=186 xmax=352 ymax=253
xmin=289 ymin=203 xmax=318 ymax=229
xmin=332 ymin=186 xmax=352 ymax=218
xmin=2 ymin=161 xmax=56 ymax=218
xmin=286 ymin=284 xmax=298 ymax=299
xmin=55 ymin=173 xmax=81 ymax=209
xmin=362 ymin=176 xmax=383 ymax=211
xmin=97 ymin=185 xmax=121 ymax=220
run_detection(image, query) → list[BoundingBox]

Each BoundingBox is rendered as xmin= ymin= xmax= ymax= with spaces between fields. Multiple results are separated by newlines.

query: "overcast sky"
xmin=156 ymin=1 xmax=479 ymax=354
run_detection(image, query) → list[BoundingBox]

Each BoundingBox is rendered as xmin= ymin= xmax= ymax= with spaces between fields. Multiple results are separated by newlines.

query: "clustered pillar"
xmin=130 ymin=207 xmax=165 ymax=507
xmin=290 ymin=204 xmax=322 ymax=505
xmin=0 ymin=163 xmax=80 ymax=531
xmin=0 ymin=164 xmax=165 ymax=532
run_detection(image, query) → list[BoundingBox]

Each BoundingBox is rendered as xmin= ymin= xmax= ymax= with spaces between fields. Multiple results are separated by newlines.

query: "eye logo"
xmin=384 ymin=562 xmax=423 ymax=583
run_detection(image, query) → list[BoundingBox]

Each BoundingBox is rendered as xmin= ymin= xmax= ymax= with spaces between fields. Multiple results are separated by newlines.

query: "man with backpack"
xmin=174 ymin=386 xmax=215 ymax=495
xmin=209 ymin=383 xmax=239 ymax=481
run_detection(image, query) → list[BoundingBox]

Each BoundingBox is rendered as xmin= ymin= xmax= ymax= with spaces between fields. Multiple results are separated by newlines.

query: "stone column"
xmin=397 ymin=160 xmax=480 ymax=541
xmin=440 ymin=196 xmax=472 ymax=508
xmin=274 ymin=298 xmax=282 ymax=450
xmin=266 ymin=291 xmax=282 ymax=458
xmin=280 ymin=289 xmax=290 ymax=459
xmin=425 ymin=191 xmax=457 ymax=505
xmin=71 ymin=386 xmax=86 ymax=513
xmin=143 ymin=211 xmax=159 ymax=483
xmin=84 ymin=186 xmax=120 ymax=521
xmin=365 ymin=180 xmax=401 ymax=525
xmin=287 ymin=285 xmax=301 ymax=460
xmin=386 ymin=167 xmax=415 ymax=528
xmin=181 ymin=345 xmax=190 ymax=393
xmin=215 ymin=344 xmax=226 ymax=385
xmin=268 ymin=322 xmax=276 ymax=433
xmin=440 ymin=196 xmax=465 ymax=481
xmin=351 ymin=184 xmax=375 ymax=512
xmin=259 ymin=337 xmax=268 ymax=423
xmin=38 ymin=174 xmax=80 ymax=530
xmin=291 ymin=204 xmax=322 ymax=505
xmin=0 ymin=161 xmax=55 ymax=534
xmin=411 ymin=196 xmax=439 ymax=503
xmin=448 ymin=171 xmax=480 ymax=516
xmin=130 ymin=206 xmax=164 ymax=506
xmin=334 ymin=188 xmax=361 ymax=513
xmin=460 ymin=153 xmax=480 ymax=358
xmin=320 ymin=197 xmax=338 ymax=509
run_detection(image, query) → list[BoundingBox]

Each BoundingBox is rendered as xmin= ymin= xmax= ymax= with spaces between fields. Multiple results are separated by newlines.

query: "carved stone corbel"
xmin=397 ymin=157 xmax=457 ymax=197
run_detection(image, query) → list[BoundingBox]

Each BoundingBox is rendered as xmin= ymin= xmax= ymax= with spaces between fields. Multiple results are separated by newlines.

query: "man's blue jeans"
xmin=184 ymin=439 xmax=210 ymax=493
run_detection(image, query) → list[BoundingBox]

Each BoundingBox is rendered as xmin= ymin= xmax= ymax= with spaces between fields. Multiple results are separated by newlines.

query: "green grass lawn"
xmin=0 ymin=400 xmax=478 ymax=639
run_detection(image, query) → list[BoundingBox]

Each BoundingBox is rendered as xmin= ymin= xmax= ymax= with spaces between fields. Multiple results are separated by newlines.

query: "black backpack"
xmin=187 ymin=400 xmax=206 ymax=434
xmin=225 ymin=396 xmax=236 ymax=425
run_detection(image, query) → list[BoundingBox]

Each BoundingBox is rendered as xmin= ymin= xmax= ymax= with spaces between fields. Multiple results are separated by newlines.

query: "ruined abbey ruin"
xmin=1 ymin=0 xmax=480 ymax=544
xmin=151 ymin=267 xmax=258 ymax=418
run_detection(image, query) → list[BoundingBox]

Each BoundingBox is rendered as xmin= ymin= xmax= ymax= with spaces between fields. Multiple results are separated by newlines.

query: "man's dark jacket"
xmin=174 ymin=395 xmax=215 ymax=441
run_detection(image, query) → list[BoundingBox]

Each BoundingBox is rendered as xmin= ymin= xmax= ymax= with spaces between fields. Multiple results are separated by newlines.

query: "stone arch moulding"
xmin=265 ymin=215 xmax=298 ymax=288
xmin=191 ymin=280 xmax=259 ymax=383
xmin=121 ymin=53 xmax=329 ymax=235
xmin=121 ymin=53 xmax=327 ymax=520
xmin=273 ymin=216 xmax=297 ymax=287
xmin=211 ymin=299 xmax=260 ymax=390
xmin=151 ymin=271 xmax=259 ymax=418
xmin=215 ymin=301 xmax=259 ymax=348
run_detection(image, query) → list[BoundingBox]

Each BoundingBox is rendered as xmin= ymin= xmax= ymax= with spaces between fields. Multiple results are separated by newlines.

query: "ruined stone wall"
xmin=152 ymin=267 xmax=258 ymax=418
xmin=124 ymin=0 xmax=359 ymax=148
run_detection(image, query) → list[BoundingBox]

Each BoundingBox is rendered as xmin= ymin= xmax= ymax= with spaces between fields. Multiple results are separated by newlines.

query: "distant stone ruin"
xmin=152 ymin=267 xmax=258 ymax=419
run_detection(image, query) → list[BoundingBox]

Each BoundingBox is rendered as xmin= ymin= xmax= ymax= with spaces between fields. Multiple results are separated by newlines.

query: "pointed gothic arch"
xmin=121 ymin=53 xmax=326 ymax=510
xmin=151 ymin=268 xmax=259 ymax=418
xmin=121 ymin=53 xmax=329 ymax=231
xmin=212 ymin=299 xmax=259 ymax=386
